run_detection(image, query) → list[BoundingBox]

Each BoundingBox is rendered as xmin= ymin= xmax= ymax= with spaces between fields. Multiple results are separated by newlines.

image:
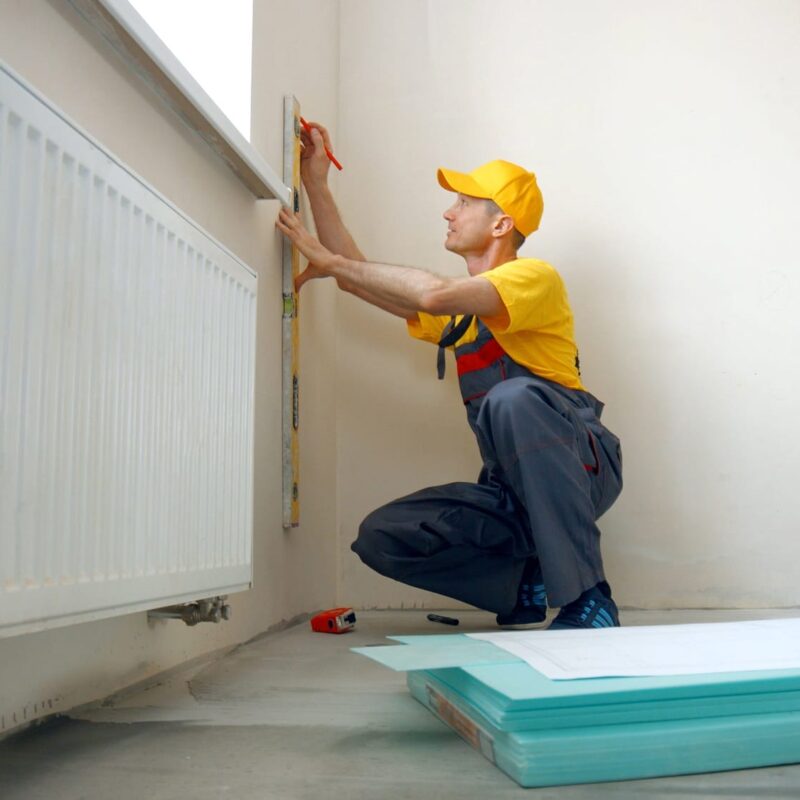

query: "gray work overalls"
xmin=351 ymin=316 xmax=623 ymax=613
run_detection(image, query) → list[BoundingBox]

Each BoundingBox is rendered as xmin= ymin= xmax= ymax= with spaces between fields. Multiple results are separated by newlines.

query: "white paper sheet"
xmin=469 ymin=618 xmax=800 ymax=680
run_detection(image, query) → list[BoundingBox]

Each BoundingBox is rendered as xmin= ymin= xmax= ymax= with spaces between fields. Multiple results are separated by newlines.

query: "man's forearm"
xmin=337 ymin=278 xmax=419 ymax=320
xmin=276 ymin=204 xmax=506 ymax=319
xmin=305 ymin=182 xmax=365 ymax=261
xmin=329 ymin=257 xmax=448 ymax=314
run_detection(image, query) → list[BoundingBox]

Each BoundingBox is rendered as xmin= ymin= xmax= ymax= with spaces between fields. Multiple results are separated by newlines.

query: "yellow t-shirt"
xmin=407 ymin=258 xmax=585 ymax=391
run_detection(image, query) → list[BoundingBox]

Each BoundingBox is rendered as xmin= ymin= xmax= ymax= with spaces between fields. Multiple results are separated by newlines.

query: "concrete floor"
xmin=2 ymin=609 xmax=800 ymax=799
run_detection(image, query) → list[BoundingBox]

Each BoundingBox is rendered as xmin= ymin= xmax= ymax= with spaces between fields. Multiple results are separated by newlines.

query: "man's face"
xmin=442 ymin=193 xmax=495 ymax=256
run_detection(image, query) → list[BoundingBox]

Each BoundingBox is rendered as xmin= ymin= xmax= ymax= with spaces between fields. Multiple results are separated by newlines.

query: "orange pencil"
xmin=299 ymin=117 xmax=343 ymax=171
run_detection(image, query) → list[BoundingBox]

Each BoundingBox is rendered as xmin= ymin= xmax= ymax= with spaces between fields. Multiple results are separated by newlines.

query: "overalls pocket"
xmin=574 ymin=407 xmax=623 ymax=518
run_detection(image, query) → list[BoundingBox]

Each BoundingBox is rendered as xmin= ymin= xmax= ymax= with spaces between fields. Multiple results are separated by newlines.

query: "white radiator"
xmin=0 ymin=63 xmax=257 ymax=637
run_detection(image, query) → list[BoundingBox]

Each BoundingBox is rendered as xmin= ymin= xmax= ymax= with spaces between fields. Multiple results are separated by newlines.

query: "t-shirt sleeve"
xmin=477 ymin=260 xmax=565 ymax=334
xmin=406 ymin=312 xmax=450 ymax=344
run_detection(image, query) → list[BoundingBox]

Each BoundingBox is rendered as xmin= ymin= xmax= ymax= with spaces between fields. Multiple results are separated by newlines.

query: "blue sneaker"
xmin=548 ymin=583 xmax=620 ymax=630
xmin=496 ymin=560 xmax=548 ymax=627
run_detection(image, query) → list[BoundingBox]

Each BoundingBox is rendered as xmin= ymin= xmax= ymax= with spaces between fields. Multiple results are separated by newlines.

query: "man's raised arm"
xmin=296 ymin=122 xmax=417 ymax=319
xmin=295 ymin=123 xmax=419 ymax=319
xmin=300 ymin=123 xmax=364 ymax=262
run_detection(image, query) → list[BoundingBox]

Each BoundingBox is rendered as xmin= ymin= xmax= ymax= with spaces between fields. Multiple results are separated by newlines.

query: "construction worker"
xmin=276 ymin=123 xmax=623 ymax=629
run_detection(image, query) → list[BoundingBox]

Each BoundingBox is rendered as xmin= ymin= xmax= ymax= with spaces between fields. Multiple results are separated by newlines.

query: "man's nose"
xmin=443 ymin=206 xmax=454 ymax=220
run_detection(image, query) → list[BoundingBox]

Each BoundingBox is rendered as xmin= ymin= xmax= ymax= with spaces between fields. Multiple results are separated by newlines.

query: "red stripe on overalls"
xmin=456 ymin=338 xmax=505 ymax=377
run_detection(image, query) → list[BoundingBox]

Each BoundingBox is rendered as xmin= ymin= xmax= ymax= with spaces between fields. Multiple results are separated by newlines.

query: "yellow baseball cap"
xmin=437 ymin=159 xmax=544 ymax=236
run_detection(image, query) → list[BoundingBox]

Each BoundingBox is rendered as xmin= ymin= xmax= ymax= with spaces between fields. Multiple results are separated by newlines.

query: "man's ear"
xmin=492 ymin=214 xmax=516 ymax=238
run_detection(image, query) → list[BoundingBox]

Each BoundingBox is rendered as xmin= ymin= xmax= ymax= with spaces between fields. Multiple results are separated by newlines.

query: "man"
xmin=276 ymin=123 xmax=622 ymax=629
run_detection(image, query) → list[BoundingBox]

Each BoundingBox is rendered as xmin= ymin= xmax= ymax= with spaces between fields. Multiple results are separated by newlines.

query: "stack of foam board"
xmin=353 ymin=632 xmax=800 ymax=788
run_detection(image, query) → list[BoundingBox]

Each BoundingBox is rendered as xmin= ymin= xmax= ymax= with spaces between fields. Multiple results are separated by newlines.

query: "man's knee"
xmin=351 ymin=507 xmax=396 ymax=576
xmin=352 ymin=508 xmax=381 ymax=558
xmin=487 ymin=376 xmax=531 ymax=404
xmin=478 ymin=378 xmax=556 ymax=432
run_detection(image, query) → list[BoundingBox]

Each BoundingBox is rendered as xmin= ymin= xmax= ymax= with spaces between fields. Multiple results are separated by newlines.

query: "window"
xmin=129 ymin=0 xmax=253 ymax=141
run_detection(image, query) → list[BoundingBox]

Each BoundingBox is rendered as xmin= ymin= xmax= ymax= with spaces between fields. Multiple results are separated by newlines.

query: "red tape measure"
xmin=310 ymin=607 xmax=356 ymax=634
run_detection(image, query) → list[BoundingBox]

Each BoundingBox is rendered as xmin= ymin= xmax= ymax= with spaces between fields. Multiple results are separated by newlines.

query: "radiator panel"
xmin=0 ymin=64 xmax=257 ymax=637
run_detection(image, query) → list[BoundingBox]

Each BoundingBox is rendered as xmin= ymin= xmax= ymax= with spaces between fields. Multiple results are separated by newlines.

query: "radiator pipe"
xmin=148 ymin=596 xmax=231 ymax=626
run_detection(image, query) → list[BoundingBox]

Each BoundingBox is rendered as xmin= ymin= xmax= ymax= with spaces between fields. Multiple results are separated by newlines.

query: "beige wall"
xmin=250 ymin=0 xmax=341 ymax=641
xmin=333 ymin=0 xmax=800 ymax=610
xmin=0 ymin=0 xmax=339 ymax=735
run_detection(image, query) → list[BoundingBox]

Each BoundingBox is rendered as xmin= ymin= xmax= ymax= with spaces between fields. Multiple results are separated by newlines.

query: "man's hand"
xmin=300 ymin=122 xmax=333 ymax=189
xmin=276 ymin=207 xmax=336 ymax=291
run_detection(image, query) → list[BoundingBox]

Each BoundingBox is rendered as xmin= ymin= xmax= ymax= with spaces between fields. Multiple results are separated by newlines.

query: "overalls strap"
xmin=436 ymin=315 xmax=475 ymax=379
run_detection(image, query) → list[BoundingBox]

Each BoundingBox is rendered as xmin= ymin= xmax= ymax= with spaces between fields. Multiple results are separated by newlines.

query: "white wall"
xmin=0 ymin=0 xmax=339 ymax=736
xmin=333 ymin=0 xmax=800 ymax=609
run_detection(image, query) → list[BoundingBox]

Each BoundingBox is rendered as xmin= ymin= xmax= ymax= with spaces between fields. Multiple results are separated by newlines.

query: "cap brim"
xmin=437 ymin=167 xmax=491 ymax=199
